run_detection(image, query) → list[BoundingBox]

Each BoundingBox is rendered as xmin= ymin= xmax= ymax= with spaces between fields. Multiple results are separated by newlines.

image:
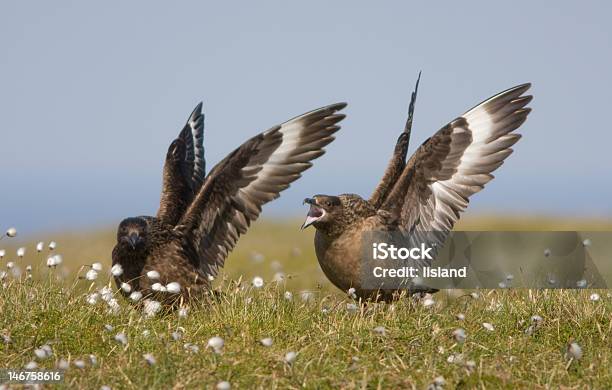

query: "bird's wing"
xmin=370 ymin=73 xmax=421 ymax=208
xmin=157 ymin=103 xmax=205 ymax=226
xmin=176 ymin=103 xmax=347 ymax=276
xmin=381 ymin=84 xmax=532 ymax=249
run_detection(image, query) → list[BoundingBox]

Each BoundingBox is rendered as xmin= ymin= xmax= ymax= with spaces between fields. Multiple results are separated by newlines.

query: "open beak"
xmin=301 ymin=198 xmax=326 ymax=229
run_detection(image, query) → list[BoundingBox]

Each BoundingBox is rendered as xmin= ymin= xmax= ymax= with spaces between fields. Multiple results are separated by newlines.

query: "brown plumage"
xmin=302 ymin=80 xmax=532 ymax=301
xmin=112 ymin=102 xmax=347 ymax=304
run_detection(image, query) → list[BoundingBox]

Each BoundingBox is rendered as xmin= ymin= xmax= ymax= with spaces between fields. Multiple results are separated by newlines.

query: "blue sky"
xmin=1 ymin=1 xmax=611 ymax=233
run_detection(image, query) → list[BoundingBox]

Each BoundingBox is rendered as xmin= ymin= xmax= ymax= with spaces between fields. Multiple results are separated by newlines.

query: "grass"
xmin=0 ymin=216 xmax=611 ymax=388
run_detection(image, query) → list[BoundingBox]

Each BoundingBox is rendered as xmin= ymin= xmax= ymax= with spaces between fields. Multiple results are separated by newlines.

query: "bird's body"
xmin=112 ymin=102 xmax=347 ymax=305
xmin=303 ymin=77 xmax=532 ymax=301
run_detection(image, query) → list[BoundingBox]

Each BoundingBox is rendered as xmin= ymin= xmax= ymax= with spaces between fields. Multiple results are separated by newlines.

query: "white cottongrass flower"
xmin=17 ymin=247 xmax=25 ymax=258
xmin=482 ymin=322 xmax=495 ymax=331
xmin=143 ymin=353 xmax=156 ymax=366
xmin=260 ymin=337 xmax=273 ymax=347
xmin=48 ymin=241 xmax=57 ymax=250
xmin=86 ymin=293 xmax=99 ymax=305
xmin=207 ymin=274 xmax=215 ymax=282
xmin=0 ymin=249 xmax=4 ymax=258
xmin=34 ymin=345 xmax=52 ymax=360
xmin=300 ymin=291 xmax=314 ymax=302
xmin=272 ymin=272 xmax=285 ymax=282
xmin=146 ymin=270 xmax=160 ymax=280
xmin=129 ymin=291 xmax=143 ymax=302
xmin=85 ymin=269 xmax=98 ymax=280
xmin=452 ymin=328 xmax=467 ymax=343
xmin=590 ymin=293 xmax=600 ymax=302
xmin=283 ymin=291 xmax=293 ymax=301
xmin=207 ymin=336 xmax=224 ymax=353
xmin=422 ymin=297 xmax=435 ymax=308
xmin=252 ymin=276 xmax=264 ymax=288
xmin=151 ymin=282 xmax=166 ymax=292
xmin=184 ymin=343 xmax=200 ymax=353
xmin=270 ymin=260 xmax=282 ymax=270
xmin=24 ymin=361 xmax=37 ymax=369
xmin=470 ymin=292 xmax=479 ymax=299
xmin=111 ymin=263 xmax=123 ymax=276
xmin=373 ymin=326 xmax=386 ymax=336
xmin=465 ymin=360 xmax=476 ymax=372
xmin=104 ymin=324 xmax=114 ymax=332
xmin=531 ymin=315 xmax=543 ymax=324
xmin=2 ymin=334 xmax=11 ymax=344
xmin=346 ymin=303 xmax=358 ymax=313
xmin=6 ymin=227 xmax=17 ymax=238
xmin=89 ymin=354 xmax=97 ymax=366
xmin=576 ymin=279 xmax=587 ymax=288
xmin=171 ymin=331 xmax=183 ymax=341
xmin=143 ymin=299 xmax=161 ymax=317
xmin=121 ymin=282 xmax=132 ymax=293
xmin=582 ymin=238 xmax=592 ymax=247
xmin=46 ymin=255 xmax=57 ymax=267
xmin=99 ymin=286 xmax=113 ymax=302
xmin=166 ymin=282 xmax=181 ymax=294
xmin=216 ymin=381 xmax=231 ymax=390
xmin=142 ymin=329 xmax=150 ymax=337
xmin=455 ymin=313 xmax=465 ymax=321
xmin=566 ymin=342 xmax=583 ymax=360
xmin=544 ymin=248 xmax=551 ymax=257
xmin=100 ymin=386 xmax=111 ymax=390
xmin=178 ymin=307 xmax=189 ymax=318
xmin=0 ymin=271 xmax=6 ymax=280
xmin=57 ymin=358 xmax=69 ymax=370
xmin=107 ymin=298 xmax=121 ymax=314
xmin=91 ymin=262 xmax=103 ymax=271
xmin=25 ymin=265 xmax=32 ymax=272
xmin=36 ymin=242 xmax=44 ymax=252
xmin=347 ymin=287 xmax=357 ymax=299
xmin=250 ymin=252 xmax=264 ymax=263
xmin=6 ymin=262 xmax=14 ymax=269
xmin=73 ymin=359 xmax=86 ymax=369
xmin=114 ymin=332 xmax=128 ymax=345
xmin=284 ymin=351 xmax=297 ymax=364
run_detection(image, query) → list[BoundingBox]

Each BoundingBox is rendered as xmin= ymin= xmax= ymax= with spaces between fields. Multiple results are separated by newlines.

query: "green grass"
xmin=0 ymin=217 xmax=611 ymax=388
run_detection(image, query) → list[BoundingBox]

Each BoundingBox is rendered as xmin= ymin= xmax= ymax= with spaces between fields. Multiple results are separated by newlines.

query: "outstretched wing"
xmin=176 ymin=103 xmax=347 ymax=276
xmin=157 ymin=103 xmax=205 ymax=226
xmin=370 ymin=73 xmax=421 ymax=208
xmin=381 ymin=83 xmax=532 ymax=249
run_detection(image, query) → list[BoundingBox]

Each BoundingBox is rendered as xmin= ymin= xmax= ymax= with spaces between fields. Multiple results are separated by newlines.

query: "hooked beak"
xmin=301 ymin=198 xmax=326 ymax=230
xmin=127 ymin=232 xmax=140 ymax=249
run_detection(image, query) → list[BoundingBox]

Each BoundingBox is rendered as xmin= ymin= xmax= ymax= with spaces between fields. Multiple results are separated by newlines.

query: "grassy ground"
xmin=0 ymin=216 xmax=611 ymax=388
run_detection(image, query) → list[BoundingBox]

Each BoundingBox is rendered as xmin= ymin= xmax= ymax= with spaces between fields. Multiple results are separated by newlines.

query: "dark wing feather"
xmin=370 ymin=72 xmax=420 ymax=208
xmin=381 ymin=83 xmax=532 ymax=249
xmin=176 ymin=103 xmax=347 ymax=276
xmin=157 ymin=103 xmax=206 ymax=225
xmin=178 ymin=102 xmax=206 ymax=191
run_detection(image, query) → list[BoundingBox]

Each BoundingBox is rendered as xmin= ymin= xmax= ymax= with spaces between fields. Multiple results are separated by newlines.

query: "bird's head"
xmin=116 ymin=217 xmax=148 ymax=251
xmin=301 ymin=195 xmax=341 ymax=230
xmin=302 ymin=194 xmax=370 ymax=237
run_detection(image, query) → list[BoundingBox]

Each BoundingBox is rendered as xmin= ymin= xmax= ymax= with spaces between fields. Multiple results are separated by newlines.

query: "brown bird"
xmin=302 ymin=78 xmax=532 ymax=301
xmin=112 ymin=101 xmax=347 ymax=304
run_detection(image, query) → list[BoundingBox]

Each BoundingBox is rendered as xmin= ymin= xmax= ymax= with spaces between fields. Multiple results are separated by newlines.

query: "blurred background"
xmin=1 ymin=2 xmax=611 ymax=290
